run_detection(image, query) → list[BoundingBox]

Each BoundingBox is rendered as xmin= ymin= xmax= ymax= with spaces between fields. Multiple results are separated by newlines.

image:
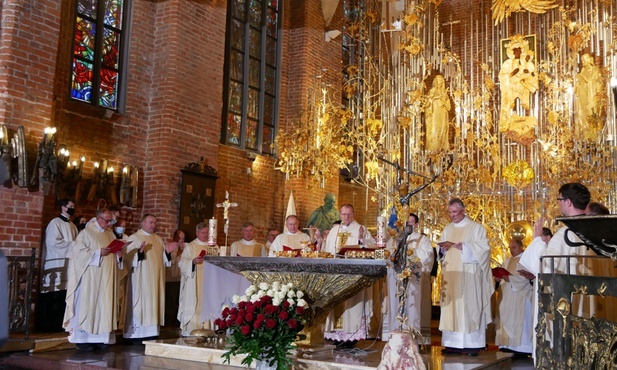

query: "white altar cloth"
xmin=200 ymin=262 xmax=251 ymax=322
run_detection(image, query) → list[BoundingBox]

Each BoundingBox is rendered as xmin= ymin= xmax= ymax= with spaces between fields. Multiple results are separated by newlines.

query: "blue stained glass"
xmin=249 ymin=28 xmax=261 ymax=58
xmin=77 ymin=0 xmax=97 ymax=19
xmin=229 ymin=81 xmax=243 ymax=112
xmin=104 ymin=0 xmax=123 ymax=29
xmin=233 ymin=0 xmax=246 ymax=21
xmin=266 ymin=7 xmax=277 ymax=37
xmin=231 ymin=19 xmax=245 ymax=50
xmin=249 ymin=58 xmax=260 ymax=88
xmin=249 ymin=0 xmax=262 ymax=27
xmin=247 ymin=88 xmax=259 ymax=119
xmin=71 ymin=58 xmax=93 ymax=103
xmin=245 ymin=119 xmax=258 ymax=149
xmin=230 ymin=50 xmax=244 ymax=82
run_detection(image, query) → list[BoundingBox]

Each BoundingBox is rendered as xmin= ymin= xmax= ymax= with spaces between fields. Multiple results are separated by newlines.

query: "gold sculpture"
xmin=424 ymin=74 xmax=451 ymax=152
xmin=574 ymin=53 xmax=606 ymax=141
xmin=491 ymin=0 xmax=558 ymax=25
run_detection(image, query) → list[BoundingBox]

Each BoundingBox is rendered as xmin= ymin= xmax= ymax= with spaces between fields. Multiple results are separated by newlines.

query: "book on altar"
xmin=107 ymin=239 xmax=132 ymax=253
xmin=492 ymin=266 xmax=512 ymax=279
xmin=283 ymin=245 xmax=302 ymax=257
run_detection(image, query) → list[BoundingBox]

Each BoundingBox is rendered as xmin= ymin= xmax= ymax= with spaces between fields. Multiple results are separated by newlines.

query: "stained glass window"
xmin=221 ymin=0 xmax=281 ymax=155
xmin=71 ymin=0 xmax=129 ymax=111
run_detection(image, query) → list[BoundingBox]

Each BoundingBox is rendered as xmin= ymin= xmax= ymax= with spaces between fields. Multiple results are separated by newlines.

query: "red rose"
xmin=253 ymin=320 xmax=262 ymax=329
xmin=238 ymin=301 xmax=246 ymax=309
xmin=245 ymin=313 xmax=254 ymax=322
xmin=230 ymin=307 xmax=238 ymax=315
xmin=264 ymin=304 xmax=275 ymax=314
xmin=222 ymin=307 xmax=230 ymax=317
xmin=218 ymin=320 xmax=227 ymax=330
xmin=288 ymin=319 xmax=298 ymax=329
xmin=235 ymin=316 xmax=244 ymax=325
xmin=256 ymin=313 xmax=266 ymax=321
xmin=296 ymin=306 xmax=304 ymax=314
xmin=265 ymin=319 xmax=276 ymax=329
xmin=238 ymin=309 xmax=246 ymax=317
xmin=261 ymin=295 xmax=272 ymax=304
xmin=246 ymin=304 xmax=256 ymax=314
xmin=278 ymin=311 xmax=289 ymax=320
xmin=282 ymin=301 xmax=290 ymax=309
xmin=226 ymin=319 xmax=233 ymax=327
xmin=241 ymin=325 xmax=251 ymax=335
xmin=253 ymin=300 xmax=263 ymax=308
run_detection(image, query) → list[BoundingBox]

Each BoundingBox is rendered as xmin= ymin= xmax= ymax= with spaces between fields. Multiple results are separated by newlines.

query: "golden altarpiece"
xmin=275 ymin=0 xmax=617 ymax=367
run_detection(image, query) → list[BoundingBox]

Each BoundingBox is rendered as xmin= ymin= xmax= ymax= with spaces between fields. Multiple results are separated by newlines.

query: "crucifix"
xmin=216 ymin=191 xmax=238 ymax=247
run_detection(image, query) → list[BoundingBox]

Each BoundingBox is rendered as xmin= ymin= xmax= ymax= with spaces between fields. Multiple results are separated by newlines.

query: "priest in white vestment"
xmin=123 ymin=214 xmax=178 ymax=342
xmin=177 ymin=222 xmax=209 ymax=336
xmin=519 ymin=182 xmax=593 ymax=363
xmin=495 ymin=238 xmax=533 ymax=356
xmin=63 ymin=209 xmax=123 ymax=350
xmin=386 ymin=213 xmax=434 ymax=336
xmin=268 ymin=215 xmax=310 ymax=256
xmin=437 ymin=198 xmax=493 ymax=356
xmin=230 ymin=222 xmax=267 ymax=257
xmin=323 ymin=204 xmax=376 ymax=342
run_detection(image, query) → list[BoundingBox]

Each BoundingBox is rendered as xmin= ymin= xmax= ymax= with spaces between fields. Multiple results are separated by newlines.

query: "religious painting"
xmin=179 ymin=169 xmax=218 ymax=241
xmin=500 ymin=34 xmax=536 ymax=65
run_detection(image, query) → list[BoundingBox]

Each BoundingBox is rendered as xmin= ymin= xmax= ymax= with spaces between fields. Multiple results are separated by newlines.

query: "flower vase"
xmin=255 ymin=358 xmax=277 ymax=370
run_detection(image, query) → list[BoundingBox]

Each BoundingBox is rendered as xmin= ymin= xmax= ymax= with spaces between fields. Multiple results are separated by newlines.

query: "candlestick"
xmin=208 ymin=218 xmax=218 ymax=246
xmin=376 ymin=216 xmax=386 ymax=247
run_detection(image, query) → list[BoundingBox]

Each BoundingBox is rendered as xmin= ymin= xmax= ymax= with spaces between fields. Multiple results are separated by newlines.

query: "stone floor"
xmin=0 ymin=322 xmax=535 ymax=370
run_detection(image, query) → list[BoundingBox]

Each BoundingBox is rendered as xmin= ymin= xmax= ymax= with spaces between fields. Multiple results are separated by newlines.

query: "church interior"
xmin=2 ymin=0 xmax=617 ymax=368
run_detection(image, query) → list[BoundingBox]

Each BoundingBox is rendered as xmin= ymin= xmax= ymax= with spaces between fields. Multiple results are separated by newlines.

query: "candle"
xmin=208 ymin=218 xmax=217 ymax=246
xmin=376 ymin=216 xmax=386 ymax=247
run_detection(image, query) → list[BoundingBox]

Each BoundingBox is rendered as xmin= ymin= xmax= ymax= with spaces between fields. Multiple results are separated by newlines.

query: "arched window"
xmin=221 ymin=0 xmax=282 ymax=155
xmin=70 ymin=0 xmax=130 ymax=112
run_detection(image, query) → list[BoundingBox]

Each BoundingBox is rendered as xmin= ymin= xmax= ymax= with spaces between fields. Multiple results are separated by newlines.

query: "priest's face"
xmin=339 ymin=206 xmax=354 ymax=226
xmin=196 ymin=226 xmax=209 ymax=243
xmin=286 ymin=216 xmax=299 ymax=233
xmin=96 ymin=210 xmax=113 ymax=230
xmin=242 ymin=225 xmax=255 ymax=241
xmin=267 ymin=230 xmax=279 ymax=243
xmin=448 ymin=204 xmax=465 ymax=223
xmin=509 ymin=239 xmax=524 ymax=257
xmin=142 ymin=216 xmax=157 ymax=234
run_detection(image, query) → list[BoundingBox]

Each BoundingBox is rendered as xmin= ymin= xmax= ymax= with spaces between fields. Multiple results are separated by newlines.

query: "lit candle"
xmin=94 ymin=162 xmax=100 ymax=169
xmin=43 ymin=127 xmax=56 ymax=144
xmin=107 ymin=166 xmax=114 ymax=173
xmin=71 ymin=160 xmax=78 ymax=169
xmin=208 ymin=218 xmax=218 ymax=246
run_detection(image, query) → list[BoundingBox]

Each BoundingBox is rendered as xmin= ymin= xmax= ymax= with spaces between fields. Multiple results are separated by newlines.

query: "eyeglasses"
xmin=98 ymin=217 xmax=113 ymax=224
xmin=556 ymin=197 xmax=565 ymax=201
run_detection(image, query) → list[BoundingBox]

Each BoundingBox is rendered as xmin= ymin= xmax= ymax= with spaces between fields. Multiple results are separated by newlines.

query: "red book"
xmin=492 ymin=267 xmax=512 ymax=279
xmin=107 ymin=239 xmax=131 ymax=253
xmin=282 ymin=245 xmax=301 ymax=257
xmin=199 ymin=250 xmax=206 ymax=258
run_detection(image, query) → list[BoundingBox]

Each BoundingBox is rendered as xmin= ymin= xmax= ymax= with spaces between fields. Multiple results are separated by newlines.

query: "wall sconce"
xmin=29 ymin=127 xmax=58 ymax=193
xmin=247 ymin=152 xmax=258 ymax=162
xmin=120 ymin=164 xmax=139 ymax=208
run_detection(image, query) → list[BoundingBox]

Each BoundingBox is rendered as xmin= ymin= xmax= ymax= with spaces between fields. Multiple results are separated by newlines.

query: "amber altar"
xmin=204 ymin=256 xmax=387 ymax=347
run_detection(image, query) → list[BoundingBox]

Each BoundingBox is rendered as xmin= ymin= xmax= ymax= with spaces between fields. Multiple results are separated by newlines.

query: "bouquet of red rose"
xmin=215 ymin=281 xmax=308 ymax=370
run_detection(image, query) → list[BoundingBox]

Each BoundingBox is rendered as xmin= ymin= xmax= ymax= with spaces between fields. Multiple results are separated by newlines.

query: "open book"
xmin=491 ymin=266 xmax=512 ymax=279
xmin=283 ymin=245 xmax=302 ymax=257
xmin=107 ymin=239 xmax=132 ymax=254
